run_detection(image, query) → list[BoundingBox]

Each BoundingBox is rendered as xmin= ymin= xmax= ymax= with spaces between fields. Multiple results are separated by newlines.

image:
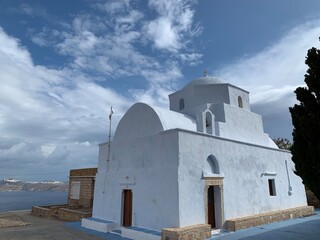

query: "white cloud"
xmin=41 ymin=144 xmax=56 ymax=158
xmin=145 ymin=17 xmax=181 ymax=51
xmin=94 ymin=0 xmax=131 ymax=15
xmin=28 ymin=0 xmax=201 ymax=81
xmin=144 ymin=0 xmax=198 ymax=52
xmin=0 ymin=27 xmax=32 ymax=66
xmin=0 ymin=27 xmax=130 ymax=181
xmin=215 ymin=18 xmax=320 ymax=138
xmin=180 ymin=53 xmax=202 ymax=66
xmin=0 ymin=0 xmax=202 ymax=181
xmin=19 ymin=3 xmax=49 ymax=18
xmin=217 ymin=19 xmax=320 ymax=99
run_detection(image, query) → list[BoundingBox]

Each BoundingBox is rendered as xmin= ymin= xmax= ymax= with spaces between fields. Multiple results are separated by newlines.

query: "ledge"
xmin=225 ymin=206 xmax=314 ymax=231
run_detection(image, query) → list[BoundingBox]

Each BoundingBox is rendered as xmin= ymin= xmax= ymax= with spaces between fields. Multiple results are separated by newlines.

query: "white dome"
xmin=183 ymin=76 xmax=224 ymax=89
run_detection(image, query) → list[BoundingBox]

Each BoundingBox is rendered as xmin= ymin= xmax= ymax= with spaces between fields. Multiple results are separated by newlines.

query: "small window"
xmin=70 ymin=181 xmax=81 ymax=199
xmin=238 ymin=96 xmax=243 ymax=108
xmin=268 ymin=179 xmax=276 ymax=196
xmin=179 ymin=98 xmax=185 ymax=110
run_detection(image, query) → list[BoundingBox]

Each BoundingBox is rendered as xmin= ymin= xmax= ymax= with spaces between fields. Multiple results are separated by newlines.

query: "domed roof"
xmin=114 ymin=103 xmax=196 ymax=142
xmin=183 ymin=76 xmax=224 ymax=89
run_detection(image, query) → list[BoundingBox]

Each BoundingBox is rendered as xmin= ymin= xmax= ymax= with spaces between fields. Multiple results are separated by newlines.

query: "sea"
xmin=0 ymin=191 xmax=68 ymax=212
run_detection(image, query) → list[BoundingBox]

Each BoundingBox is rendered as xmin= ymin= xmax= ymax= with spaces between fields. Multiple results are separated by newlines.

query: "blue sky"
xmin=0 ymin=0 xmax=320 ymax=181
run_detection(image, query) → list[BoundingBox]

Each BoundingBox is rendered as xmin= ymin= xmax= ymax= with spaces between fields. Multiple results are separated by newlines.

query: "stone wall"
xmin=31 ymin=205 xmax=68 ymax=218
xmin=68 ymin=168 xmax=97 ymax=208
xmin=70 ymin=168 xmax=97 ymax=177
xmin=161 ymin=224 xmax=211 ymax=240
xmin=57 ymin=208 xmax=92 ymax=222
xmin=225 ymin=206 xmax=314 ymax=231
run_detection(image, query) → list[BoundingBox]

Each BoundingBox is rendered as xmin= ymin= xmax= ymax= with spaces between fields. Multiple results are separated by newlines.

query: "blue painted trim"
xmin=65 ymin=222 xmax=133 ymax=240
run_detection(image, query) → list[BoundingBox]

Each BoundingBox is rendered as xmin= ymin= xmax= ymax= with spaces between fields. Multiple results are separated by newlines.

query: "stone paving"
xmin=0 ymin=211 xmax=30 ymax=227
xmin=0 ymin=210 xmax=105 ymax=240
xmin=0 ymin=209 xmax=319 ymax=240
xmin=209 ymin=209 xmax=320 ymax=240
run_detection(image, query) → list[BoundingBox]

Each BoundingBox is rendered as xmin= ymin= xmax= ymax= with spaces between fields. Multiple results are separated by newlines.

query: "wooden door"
xmin=208 ymin=186 xmax=216 ymax=228
xmin=123 ymin=190 xmax=132 ymax=227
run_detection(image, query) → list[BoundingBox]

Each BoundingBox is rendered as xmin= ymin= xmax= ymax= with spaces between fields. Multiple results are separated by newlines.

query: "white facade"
xmin=84 ymin=76 xmax=307 ymax=233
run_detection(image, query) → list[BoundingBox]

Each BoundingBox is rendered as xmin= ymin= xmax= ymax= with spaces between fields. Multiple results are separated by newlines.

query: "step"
xmin=122 ymin=226 xmax=161 ymax=240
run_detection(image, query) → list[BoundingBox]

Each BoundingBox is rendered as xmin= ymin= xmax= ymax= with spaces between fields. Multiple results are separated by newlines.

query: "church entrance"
xmin=204 ymin=177 xmax=224 ymax=229
xmin=208 ymin=186 xmax=216 ymax=228
xmin=122 ymin=189 xmax=132 ymax=227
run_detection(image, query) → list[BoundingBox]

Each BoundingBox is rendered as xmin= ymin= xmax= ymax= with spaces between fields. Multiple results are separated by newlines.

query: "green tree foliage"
xmin=273 ymin=138 xmax=292 ymax=150
xmin=289 ymin=47 xmax=320 ymax=199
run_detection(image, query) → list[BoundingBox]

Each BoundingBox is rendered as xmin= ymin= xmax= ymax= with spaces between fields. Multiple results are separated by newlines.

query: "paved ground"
xmin=0 ymin=210 xmax=104 ymax=240
xmin=209 ymin=209 xmax=320 ymax=239
xmin=0 ymin=209 xmax=320 ymax=240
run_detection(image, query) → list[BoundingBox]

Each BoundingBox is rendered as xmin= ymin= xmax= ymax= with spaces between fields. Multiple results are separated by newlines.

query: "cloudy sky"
xmin=0 ymin=0 xmax=319 ymax=181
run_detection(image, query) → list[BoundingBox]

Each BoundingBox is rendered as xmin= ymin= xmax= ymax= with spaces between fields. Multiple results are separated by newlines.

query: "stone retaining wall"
xmin=57 ymin=208 xmax=92 ymax=222
xmin=161 ymin=224 xmax=211 ymax=240
xmin=32 ymin=205 xmax=68 ymax=218
xmin=32 ymin=205 xmax=92 ymax=221
xmin=225 ymin=206 xmax=314 ymax=231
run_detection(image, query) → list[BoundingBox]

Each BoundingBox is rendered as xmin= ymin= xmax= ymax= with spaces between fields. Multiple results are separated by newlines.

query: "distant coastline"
xmin=0 ymin=178 xmax=68 ymax=192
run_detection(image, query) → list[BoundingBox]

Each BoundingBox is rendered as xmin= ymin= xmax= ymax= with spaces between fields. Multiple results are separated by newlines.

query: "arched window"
xmin=238 ymin=96 xmax=243 ymax=108
xmin=207 ymin=155 xmax=220 ymax=174
xmin=205 ymin=111 xmax=213 ymax=134
xmin=179 ymin=98 xmax=185 ymax=110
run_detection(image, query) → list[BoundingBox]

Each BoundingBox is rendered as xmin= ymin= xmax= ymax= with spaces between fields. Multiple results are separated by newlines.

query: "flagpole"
xmin=103 ymin=106 xmax=113 ymax=194
xmin=107 ymin=106 xmax=113 ymax=172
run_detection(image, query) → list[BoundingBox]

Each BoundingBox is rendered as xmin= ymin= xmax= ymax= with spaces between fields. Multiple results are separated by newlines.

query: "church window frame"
xmin=268 ymin=179 xmax=276 ymax=196
xmin=179 ymin=98 xmax=185 ymax=110
xmin=238 ymin=96 xmax=243 ymax=108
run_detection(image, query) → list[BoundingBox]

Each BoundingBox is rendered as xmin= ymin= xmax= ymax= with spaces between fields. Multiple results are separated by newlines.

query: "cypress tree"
xmin=289 ymin=47 xmax=320 ymax=199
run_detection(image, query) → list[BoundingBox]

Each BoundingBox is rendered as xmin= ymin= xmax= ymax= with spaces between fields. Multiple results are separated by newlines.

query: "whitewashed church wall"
xmin=227 ymin=86 xmax=250 ymax=110
xmin=192 ymin=85 xmax=230 ymax=107
xmin=177 ymin=130 xmax=307 ymax=226
xmin=177 ymin=134 xmax=207 ymax=227
xmin=215 ymin=104 xmax=273 ymax=147
xmin=169 ymin=86 xmax=193 ymax=113
xmin=92 ymin=131 xmax=180 ymax=231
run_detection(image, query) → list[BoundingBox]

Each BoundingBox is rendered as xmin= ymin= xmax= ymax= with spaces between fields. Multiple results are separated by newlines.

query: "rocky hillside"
xmin=0 ymin=178 xmax=68 ymax=192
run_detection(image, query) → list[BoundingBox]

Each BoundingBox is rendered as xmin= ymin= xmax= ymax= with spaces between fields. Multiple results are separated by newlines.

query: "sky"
xmin=0 ymin=0 xmax=320 ymax=181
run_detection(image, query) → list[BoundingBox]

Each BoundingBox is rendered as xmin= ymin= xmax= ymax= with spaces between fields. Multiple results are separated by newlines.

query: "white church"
xmin=82 ymin=75 xmax=313 ymax=240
